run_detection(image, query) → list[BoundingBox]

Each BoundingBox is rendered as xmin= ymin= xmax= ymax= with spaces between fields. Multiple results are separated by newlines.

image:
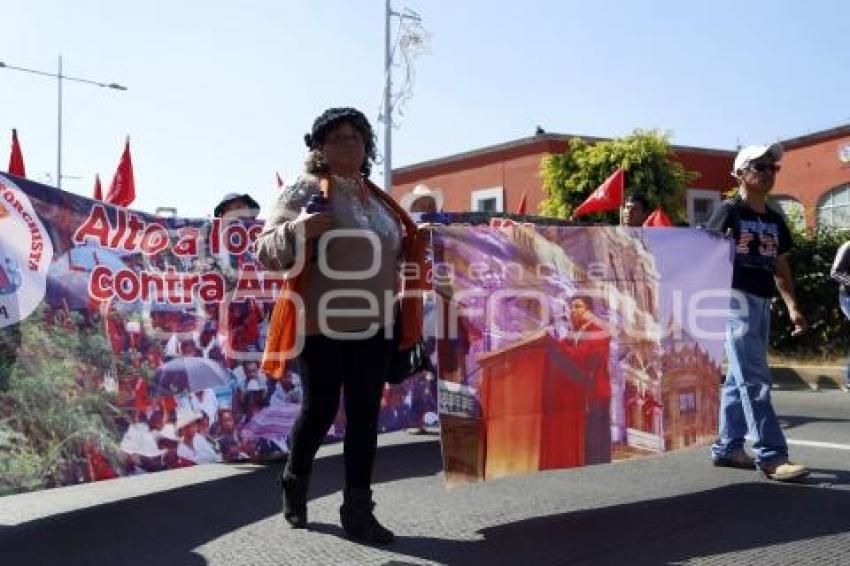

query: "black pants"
xmin=287 ymin=331 xmax=393 ymax=489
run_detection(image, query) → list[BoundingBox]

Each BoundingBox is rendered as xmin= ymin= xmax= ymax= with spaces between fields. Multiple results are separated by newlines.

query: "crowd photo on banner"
xmin=0 ymin=171 xmax=438 ymax=493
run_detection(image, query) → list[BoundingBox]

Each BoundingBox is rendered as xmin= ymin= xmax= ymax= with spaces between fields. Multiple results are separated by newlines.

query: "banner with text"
xmin=0 ymin=174 xmax=732 ymax=494
xmin=0 ymin=175 xmax=438 ymax=496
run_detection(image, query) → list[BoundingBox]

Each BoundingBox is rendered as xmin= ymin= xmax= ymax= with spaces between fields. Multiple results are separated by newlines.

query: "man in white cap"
xmin=399 ymin=184 xmax=443 ymax=221
xmin=706 ymin=143 xmax=809 ymax=481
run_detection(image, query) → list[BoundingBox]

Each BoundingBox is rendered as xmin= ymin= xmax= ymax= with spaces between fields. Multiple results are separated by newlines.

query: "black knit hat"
xmin=214 ymin=192 xmax=260 ymax=218
xmin=304 ymin=107 xmax=373 ymax=149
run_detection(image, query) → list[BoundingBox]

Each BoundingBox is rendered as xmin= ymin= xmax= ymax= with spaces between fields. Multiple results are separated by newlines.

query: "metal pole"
xmin=57 ymin=55 xmax=63 ymax=190
xmin=384 ymin=0 xmax=392 ymax=192
xmin=0 ymin=58 xmax=126 ymax=190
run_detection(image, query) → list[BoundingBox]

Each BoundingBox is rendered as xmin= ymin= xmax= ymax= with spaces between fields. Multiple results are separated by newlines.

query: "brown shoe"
xmin=761 ymin=460 xmax=809 ymax=482
xmin=712 ymin=451 xmax=755 ymax=470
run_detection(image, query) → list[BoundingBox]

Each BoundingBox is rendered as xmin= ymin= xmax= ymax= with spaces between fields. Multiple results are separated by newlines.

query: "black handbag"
xmin=387 ymin=314 xmax=433 ymax=385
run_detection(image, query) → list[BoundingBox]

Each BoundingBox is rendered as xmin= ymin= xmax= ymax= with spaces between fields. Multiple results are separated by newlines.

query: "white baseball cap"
xmin=733 ymin=143 xmax=783 ymax=176
xmin=399 ymin=184 xmax=444 ymax=213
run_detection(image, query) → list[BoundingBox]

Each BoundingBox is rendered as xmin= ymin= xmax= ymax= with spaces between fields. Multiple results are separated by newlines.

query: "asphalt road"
xmin=1 ymin=390 xmax=848 ymax=566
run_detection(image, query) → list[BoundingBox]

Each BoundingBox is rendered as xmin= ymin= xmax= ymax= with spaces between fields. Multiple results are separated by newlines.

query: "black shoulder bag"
xmin=387 ymin=312 xmax=433 ymax=385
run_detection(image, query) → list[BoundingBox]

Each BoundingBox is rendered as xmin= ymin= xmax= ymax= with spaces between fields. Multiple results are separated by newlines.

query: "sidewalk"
xmin=770 ymin=361 xmax=846 ymax=391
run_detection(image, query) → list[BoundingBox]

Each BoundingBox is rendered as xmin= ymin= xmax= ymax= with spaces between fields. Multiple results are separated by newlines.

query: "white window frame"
xmin=816 ymin=184 xmax=850 ymax=230
xmin=687 ymin=189 xmax=721 ymax=227
xmin=471 ymin=187 xmax=504 ymax=213
xmin=770 ymin=195 xmax=806 ymax=231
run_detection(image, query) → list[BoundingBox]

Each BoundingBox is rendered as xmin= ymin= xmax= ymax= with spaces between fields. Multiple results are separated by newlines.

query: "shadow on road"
xmin=0 ymin=439 xmax=444 ymax=566
xmin=386 ymin=480 xmax=850 ymax=565
xmin=779 ymin=414 xmax=850 ymax=429
xmin=2 ymin=439 xmax=848 ymax=565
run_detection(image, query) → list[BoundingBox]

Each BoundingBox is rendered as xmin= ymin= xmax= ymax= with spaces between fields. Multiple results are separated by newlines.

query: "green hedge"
xmin=770 ymin=227 xmax=848 ymax=360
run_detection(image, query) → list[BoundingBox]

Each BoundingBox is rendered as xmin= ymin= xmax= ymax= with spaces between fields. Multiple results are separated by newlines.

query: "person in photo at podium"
xmin=557 ymin=295 xmax=612 ymax=464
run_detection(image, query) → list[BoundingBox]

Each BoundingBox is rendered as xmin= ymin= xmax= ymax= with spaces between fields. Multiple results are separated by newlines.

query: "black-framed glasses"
xmin=749 ymin=162 xmax=781 ymax=173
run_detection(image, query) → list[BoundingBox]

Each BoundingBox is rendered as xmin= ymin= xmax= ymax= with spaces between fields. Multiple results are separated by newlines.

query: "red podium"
xmin=478 ymin=330 xmax=588 ymax=480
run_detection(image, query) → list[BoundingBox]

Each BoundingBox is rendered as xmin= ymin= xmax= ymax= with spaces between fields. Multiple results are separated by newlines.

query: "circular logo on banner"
xmin=0 ymin=177 xmax=53 ymax=327
xmin=839 ymin=143 xmax=850 ymax=164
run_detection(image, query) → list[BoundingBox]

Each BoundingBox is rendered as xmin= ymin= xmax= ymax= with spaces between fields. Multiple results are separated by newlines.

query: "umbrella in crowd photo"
xmin=152 ymin=356 xmax=231 ymax=397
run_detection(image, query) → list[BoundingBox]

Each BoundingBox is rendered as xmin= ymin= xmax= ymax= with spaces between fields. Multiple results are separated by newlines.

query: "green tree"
xmin=770 ymin=224 xmax=848 ymax=359
xmin=0 ymin=307 xmax=123 ymax=495
xmin=540 ymin=130 xmax=698 ymax=223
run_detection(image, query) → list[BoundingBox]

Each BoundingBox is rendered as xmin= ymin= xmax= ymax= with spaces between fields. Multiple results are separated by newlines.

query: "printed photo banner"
xmin=0 ymin=174 xmax=437 ymax=496
xmin=428 ymin=221 xmax=733 ymax=484
xmin=0 ymin=174 xmax=733 ymax=495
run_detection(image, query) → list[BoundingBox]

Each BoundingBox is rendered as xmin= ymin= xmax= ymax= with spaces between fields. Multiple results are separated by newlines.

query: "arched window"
xmin=816 ymin=184 xmax=850 ymax=229
xmin=770 ymin=195 xmax=805 ymax=231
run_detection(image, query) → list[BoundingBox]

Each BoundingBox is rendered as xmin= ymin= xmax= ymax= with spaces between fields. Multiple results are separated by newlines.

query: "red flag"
xmin=276 ymin=172 xmax=284 ymax=189
xmin=8 ymin=129 xmax=26 ymax=178
xmin=571 ymin=168 xmax=625 ymax=219
xmin=516 ymin=191 xmax=527 ymax=215
xmin=93 ymin=174 xmax=103 ymax=201
xmin=643 ymin=206 xmax=673 ymax=227
xmin=105 ymin=137 xmax=135 ymax=207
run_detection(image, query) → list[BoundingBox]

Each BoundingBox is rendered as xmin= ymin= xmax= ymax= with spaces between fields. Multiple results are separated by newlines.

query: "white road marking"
xmin=787 ymin=438 xmax=850 ymax=451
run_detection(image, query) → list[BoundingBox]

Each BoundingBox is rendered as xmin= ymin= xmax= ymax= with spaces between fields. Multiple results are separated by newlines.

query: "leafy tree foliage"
xmin=540 ymin=130 xmax=698 ymax=223
xmin=770 ymin=225 xmax=848 ymax=359
xmin=0 ymin=307 xmax=122 ymax=495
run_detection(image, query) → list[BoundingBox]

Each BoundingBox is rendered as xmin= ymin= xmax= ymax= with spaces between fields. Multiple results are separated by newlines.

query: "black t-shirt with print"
xmin=706 ymin=197 xmax=793 ymax=298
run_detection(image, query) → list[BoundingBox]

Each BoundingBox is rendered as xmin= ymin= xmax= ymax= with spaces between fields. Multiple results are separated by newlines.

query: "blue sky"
xmin=2 ymin=1 xmax=848 ymax=217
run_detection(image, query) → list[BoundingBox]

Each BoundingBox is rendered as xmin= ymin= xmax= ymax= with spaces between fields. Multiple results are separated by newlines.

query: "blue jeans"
xmin=712 ymin=291 xmax=787 ymax=467
xmin=840 ymin=289 xmax=850 ymax=384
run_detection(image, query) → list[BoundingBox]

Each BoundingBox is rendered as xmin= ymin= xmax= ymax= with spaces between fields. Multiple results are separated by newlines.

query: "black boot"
xmin=280 ymin=467 xmax=308 ymax=529
xmin=339 ymin=488 xmax=394 ymax=545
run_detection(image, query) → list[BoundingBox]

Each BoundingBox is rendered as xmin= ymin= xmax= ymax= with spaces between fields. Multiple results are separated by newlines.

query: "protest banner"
xmin=0 ymin=174 xmax=731 ymax=494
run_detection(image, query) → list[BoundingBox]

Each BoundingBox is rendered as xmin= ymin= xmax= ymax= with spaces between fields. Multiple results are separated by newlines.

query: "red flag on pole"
xmin=571 ymin=168 xmax=625 ymax=220
xmin=643 ymin=206 xmax=673 ymax=227
xmin=93 ymin=174 xmax=103 ymax=201
xmin=516 ymin=191 xmax=527 ymax=215
xmin=105 ymin=137 xmax=136 ymax=207
xmin=276 ymin=172 xmax=284 ymax=189
xmin=8 ymin=129 xmax=26 ymax=178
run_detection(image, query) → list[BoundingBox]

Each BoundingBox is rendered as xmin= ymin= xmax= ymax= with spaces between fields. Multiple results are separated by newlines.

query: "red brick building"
xmin=392 ymin=133 xmax=735 ymax=226
xmin=771 ymin=124 xmax=850 ymax=230
xmin=393 ymin=125 xmax=850 ymax=229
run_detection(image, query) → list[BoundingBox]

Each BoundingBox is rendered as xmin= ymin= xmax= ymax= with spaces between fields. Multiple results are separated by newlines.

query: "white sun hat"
xmin=157 ymin=423 xmax=180 ymax=442
xmin=120 ymin=423 xmax=166 ymax=458
xmin=399 ymin=184 xmax=444 ymax=213
xmin=174 ymin=406 xmax=203 ymax=430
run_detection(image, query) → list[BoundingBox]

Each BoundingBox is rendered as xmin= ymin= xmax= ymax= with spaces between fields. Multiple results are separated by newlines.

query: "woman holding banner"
xmin=255 ymin=107 xmax=425 ymax=544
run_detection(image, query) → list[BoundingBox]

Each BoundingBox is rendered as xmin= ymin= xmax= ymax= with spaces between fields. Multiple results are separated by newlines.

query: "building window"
xmin=686 ymin=189 xmax=721 ymax=227
xmin=816 ymin=184 xmax=850 ymax=230
xmin=770 ymin=195 xmax=805 ymax=231
xmin=678 ymin=390 xmax=696 ymax=415
xmin=471 ymin=187 xmax=504 ymax=213
xmin=478 ymin=198 xmax=498 ymax=212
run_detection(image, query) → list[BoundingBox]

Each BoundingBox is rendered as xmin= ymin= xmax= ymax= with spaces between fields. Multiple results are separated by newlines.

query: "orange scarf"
xmin=261 ymin=176 xmax=427 ymax=378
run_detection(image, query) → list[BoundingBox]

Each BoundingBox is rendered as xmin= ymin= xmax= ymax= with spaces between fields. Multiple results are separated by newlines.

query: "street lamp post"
xmin=0 ymin=56 xmax=127 ymax=191
xmin=383 ymin=1 xmax=423 ymax=192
